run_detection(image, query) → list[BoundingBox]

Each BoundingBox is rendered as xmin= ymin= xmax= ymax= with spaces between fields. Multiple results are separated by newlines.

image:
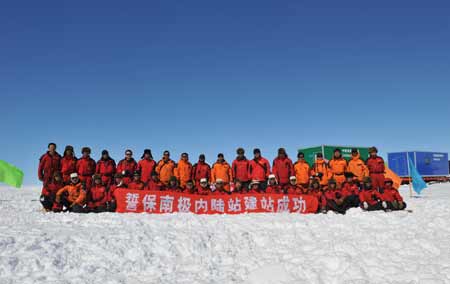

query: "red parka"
xmin=272 ymin=157 xmax=294 ymax=185
xmin=116 ymin=159 xmax=138 ymax=185
xmin=137 ymin=159 xmax=157 ymax=184
xmin=341 ymin=182 xmax=359 ymax=197
xmin=248 ymin=157 xmax=271 ymax=182
xmin=359 ymin=189 xmax=383 ymax=206
xmin=87 ymin=184 xmax=108 ymax=208
xmin=96 ymin=158 xmax=116 ymax=186
xmin=232 ymin=157 xmax=250 ymax=182
xmin=381 ymin=187 xmax=404 ymax=202
xmin=366 ymin=156 xmax=385 ymax=174
xmin=76 ymin=157 xmax=96 ymax=189
xmin=60 ymin=155 xmax=77 ymax=184
xmin=38 ymin=152 xmax=61 ymax=184
xmin=146 ymin=180 xmax=165 ymax=191
xmin=192 ymin=161 xmax=211 ymax=185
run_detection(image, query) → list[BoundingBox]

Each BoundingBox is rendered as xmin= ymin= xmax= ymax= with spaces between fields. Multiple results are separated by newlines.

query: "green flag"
xmin=0 ymin=160 xmax=24 ymax=188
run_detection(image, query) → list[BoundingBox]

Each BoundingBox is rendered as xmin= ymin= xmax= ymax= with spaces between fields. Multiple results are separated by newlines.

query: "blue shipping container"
xmin=388 ymin=151 xmax=449 ymax=177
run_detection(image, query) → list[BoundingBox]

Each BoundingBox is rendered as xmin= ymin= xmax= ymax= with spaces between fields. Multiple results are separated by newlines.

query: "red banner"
xmin=115 ymin=189 xmax=319 ymax=214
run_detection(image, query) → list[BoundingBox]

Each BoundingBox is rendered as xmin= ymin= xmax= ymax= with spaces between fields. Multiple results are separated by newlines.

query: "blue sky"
xmin=1 ymin=1 xmax=450 ymax=185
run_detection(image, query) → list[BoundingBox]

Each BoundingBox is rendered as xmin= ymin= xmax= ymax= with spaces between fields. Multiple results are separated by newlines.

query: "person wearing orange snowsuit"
xmin=55 ymin=173 xmax=86 ymax=213
xmin=60 ymin=145 xmax=77 ymax=184
xmin=137 ymin=149 xmax=156 ymax=184
xmin=76 ymin=147 xmax=96 ymax=190
xmin=366 ymin=147 xmax=386 ymax=191
xmin=155 ymin=150 xmax=177 ymax=185
xmin=347 ymin=148 xmax=369 ymax=182
xmin=310 ymin=153 xmax=332 ymax=187
xmin=174 ymin=153 xmax=193 ymax=187
xmin=294 ymin=152 xmax=311 ymax=188
xmin=328 ymin=149 xmax=348 ymax=187
xmin=96 ymin=150 xmax=116 ymax=186
xmin=211 ymin=153 xmax=233 ymax=191
xmin=272 ymin=148 xmax=295 ymax=187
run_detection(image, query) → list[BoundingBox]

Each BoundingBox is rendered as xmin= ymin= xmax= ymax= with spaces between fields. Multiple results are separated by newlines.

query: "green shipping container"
xmin=298 ymin=145 xmax=370 ymax=166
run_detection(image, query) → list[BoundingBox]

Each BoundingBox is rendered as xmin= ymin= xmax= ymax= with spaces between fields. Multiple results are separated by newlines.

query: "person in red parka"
xmin=248 ymin=148 xmax=271 ymax=190
xmin=232 ymin=180 xmax=245 ymax=194
xmin=272 ymin=148 xmax=295 ymax=187
xmin=137 ymin=149 xmax=156 ymax=184
xmin=40 ymin=171 xmax=64 ymax=211
xmin=341 ymin=172 xmax=361 ymax=208
xmin=366 ymin=147 xmax=386 ymax=190
xmin=232 ymin=148 xmax=251 ymax=189
xmin=116 ymin=149 xmax=138 ymax=185
xmin=359 ymin=177 xmax=387 ymax=211
xmin=87 ymin=175 xmax=109 ymax=213
xmin=197 ymin=178 xmax=212 ymax=195
xmin=381 ymin=178 xmax=407 ymax=211
xmin=265 ymin=174 xmax=282 ymax=194
xmin=76 ymin=147 xmax=96 ymax=190
xmin=308 ymin=179 xmax=324 ymax=213
xmin=184 ymin=180 xmax=197 ymax=194
xmin=146 ymin=172 xmax=165 ymax=191
xmin=128 ymin=171 xmax=145 ymax=190
xmin=284 ymin=176 xmax=305 ymax=195
xmin=96 ymin=150 xmax=116 ymax=186
xmin=192 ymin=154 xmax=211 ymax=187
xmin=60 ymin=145 xmax=77 ymax=184
xmin=108 ymin=173 xmax=128 ymax=212
xmin=38 ymin=143 xmax=61 ymax=185
xmin=321 ymin=179 xmax=350 ymax=214
xmin=248 ymin=180 xmax=263 ymax=194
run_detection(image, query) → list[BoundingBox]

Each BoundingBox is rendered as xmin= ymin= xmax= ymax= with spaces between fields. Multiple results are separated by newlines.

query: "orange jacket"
xmin=56 ymin=183 xmax=86 ymax=205
xmin=311 ymin=159 xmax=332 ymax=186
xmin=348 ymin=154 xmax=369 ymax=181
xmin=294 ymin=160 xmax=311 ymax=185
xmin=329 ymin=158 xmax=347 ymax=175
xmin=211 ymin=160 xmax=233 ymax=183
xmin=155 ymin=159 xmax=177 ymax=185
xmin=174 ymin=159 xmax=193 ymax=187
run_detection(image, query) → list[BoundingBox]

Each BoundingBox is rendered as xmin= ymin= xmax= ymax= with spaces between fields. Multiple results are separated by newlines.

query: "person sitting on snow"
xmin=359 ymin=177 xmax=387 ymax=211
xmin=212 ymin=179 xmax=230 ymax=195
xmin=266 ymin=174 xmax=282 ymax=194
xmin=184 ymin=180 xmax=197 ymax=194
xmin=232 ymin=179 xmax=245 ymax=194
xmin=128 ymin=171 xmax=145 ymax=190
xmin=248 ymin=180 xmax=263 ymax=194
xmin=322 ymin=179 xmax=350 ymax=215
xmin=381 ymin=178 xmax=407 ymax=211
xmin=86 ymin=174 xmax=108 ymax=213
xmin=341 ymin=172 xmax=361 ymax=208
xmin=197 ymin=178 xmax=211 ymax=195
xmin=166 ymin=176 xmax=183 ymax=192
xmin=283 ymin=176 xmax=305 ymax=195
xmin=108 ymin=173 xmax=127 ymax=212
xmin=40 ymin=171 xmax=64 ymax=212
xmin=54 ymin=173 xmax=86 ymax=213
xmin=145 ymin=172 xmax=165 ymax=191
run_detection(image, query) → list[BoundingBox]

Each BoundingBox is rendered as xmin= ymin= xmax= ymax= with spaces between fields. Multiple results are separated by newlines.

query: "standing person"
xmin=60 ymin=145 xmax=77 ymax=184
xmin=347 ymin=148 xmax=369 ymax=183
xmin=137 ymin=149 xmax=156 ymax=185
xmin=311 ymin=153 xmax=332 ymax=187
xmin=174 ymin=152 xmax=193 ymax=188
xmin=38 ymin=143 xmax=61 ymax=185
xmin=366 ymin=147 xmax=386 ymax=191
xmin=272 ymin=148 xmax=294 ymax=188
xmin=294 ymin=152 xmax=311 ymax=188
xmin=96 ymin=150 xmax=116 ymax=186
xmin=40 ymin=172 xmax=64 ymax=211
xmin=211 ymin=153 xmax=233 ymax=191
xmin=232 ymin=148 xmax=251 ymax=189
xmin=329 ymin=149 xmax=348 ymax=187
xmin=116 ymin=149 xmax=138 ymax=185
xmin=76 ymin=147 xmax=96 ymax=190
xmin=155 ymin=150 xmax=177 ymax=185
xmin=128 ymin=171 xmax=145 ymax=190
xmin=192 ymin=154 xmax=211 ymax=187
xmin=54 ymin=173 xmax=86 ymax=213
xmin=86 ymin=175 xmax=109 ymax=213
xmin=248 ymin=148 xmax=271 ymax=190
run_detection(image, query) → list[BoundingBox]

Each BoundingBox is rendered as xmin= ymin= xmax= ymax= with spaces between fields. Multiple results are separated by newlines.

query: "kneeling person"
xmin=87 ymin=175 xmax=108 ymax=213
xmin=55 ymin=173 xmax=86 ymax=213
xmin=359 ymin=177 xmax=387 ymax=211
xmin=381 ymin=178 xmax=407 ymax=211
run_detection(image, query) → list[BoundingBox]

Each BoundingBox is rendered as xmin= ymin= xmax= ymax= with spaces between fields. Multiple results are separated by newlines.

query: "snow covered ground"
xmin=1 ymin=184 xmax=450 ymax=284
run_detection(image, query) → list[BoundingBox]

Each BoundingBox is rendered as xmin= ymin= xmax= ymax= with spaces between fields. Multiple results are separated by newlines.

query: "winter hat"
xmin=250 ymin=180 xmax=260 ymax=186
xmin=141 ymin=149 xmax=153 ymax=159
xmin=70 ymin=173 xmax=78 ymax=179
xmin=268 ymin=174 xmax=276 ymax=179
xmin=200 ymin=178 xmax=208 ymax=184
xmin=290 ymin=176 xmax=297 ymax=181
xmin=81 ymin=147 xmax=91 ymax=154
xmin=216 ymin=178 xmax=224 ymax=184
xmin=253 ymin=148 xmax=261 ymax=155
xmin=102 ymin=150 xmax=109 ymax=156
xmin=64 ymin=145 xmax=74 ymax=155
xmin=369 ymin=147 xmax=378 ymax=153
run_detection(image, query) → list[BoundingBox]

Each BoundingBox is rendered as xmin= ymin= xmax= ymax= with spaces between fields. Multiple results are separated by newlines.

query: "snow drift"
xmin=1 ymin=184 xmax=450 ymax=284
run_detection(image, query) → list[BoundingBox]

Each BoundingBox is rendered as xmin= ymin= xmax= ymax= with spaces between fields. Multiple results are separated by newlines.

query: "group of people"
xmin=38 ymin=143 xmax=406 ymax=214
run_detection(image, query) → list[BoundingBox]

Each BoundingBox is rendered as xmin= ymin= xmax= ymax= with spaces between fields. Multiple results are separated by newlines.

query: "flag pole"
xmin=406 ymin=153 xmax=413 ymax=198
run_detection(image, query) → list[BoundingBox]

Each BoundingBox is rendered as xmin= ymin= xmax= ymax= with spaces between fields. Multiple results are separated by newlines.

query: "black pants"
xmin=386 ymin=201 xmax=407 ymax=211
xmin=344 ymin=195 xmax=360 ymax=208
xmin=58 ymin=196 xmax=86 ymax=213
xmin=361 ymin=202 xmax=385 ymax=211
xmin=40 ymin=194 xmax=55 ymax=211
xmin=107 ymin=200 xmax=117 ymax=212
xmin=326 ymin=200 xmax=351 ymax=215
xmin=87 ymin=206 xmax=108 ymax=213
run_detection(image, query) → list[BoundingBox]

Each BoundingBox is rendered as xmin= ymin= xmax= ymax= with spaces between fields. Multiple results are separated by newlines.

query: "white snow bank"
xmin=1 ymin=184 xmax=450 ymax=284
